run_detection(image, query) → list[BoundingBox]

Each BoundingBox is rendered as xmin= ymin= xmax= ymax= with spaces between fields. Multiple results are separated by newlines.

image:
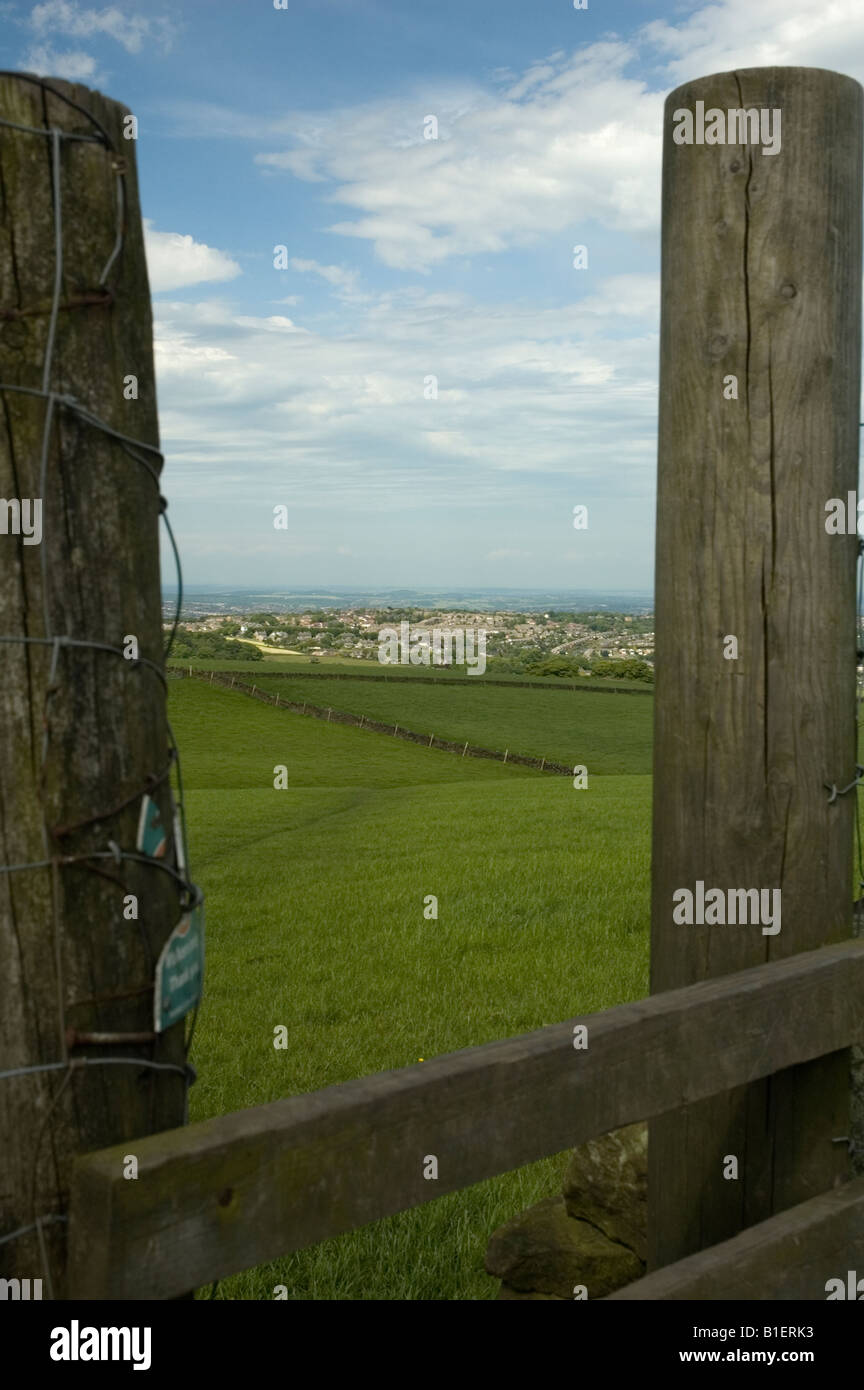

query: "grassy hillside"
xmin=243 ymin=671 xmax=654 ymax=774
xmin=170 ymin=679 xmax=538 ymax=788
xmin=168 ymin=678 xmax=652 ymax=1300
xmin=169 ymin=654 xmax=653 ymax=690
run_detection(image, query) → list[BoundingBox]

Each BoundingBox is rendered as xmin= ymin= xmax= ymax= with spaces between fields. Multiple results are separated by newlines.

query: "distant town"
xmin=163 ymin=605 xmax=656 ymax=680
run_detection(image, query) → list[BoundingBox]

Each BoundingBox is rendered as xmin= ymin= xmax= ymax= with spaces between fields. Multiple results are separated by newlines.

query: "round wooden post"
xmin=649 ymin=67 xmax=863 ymax=1268
xmin=0 ymin=75 xmax=187 ymax=1296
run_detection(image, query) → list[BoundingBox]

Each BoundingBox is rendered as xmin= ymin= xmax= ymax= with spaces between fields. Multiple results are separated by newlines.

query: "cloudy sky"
xmin=3 ymin=0 xmax=864 ymax=592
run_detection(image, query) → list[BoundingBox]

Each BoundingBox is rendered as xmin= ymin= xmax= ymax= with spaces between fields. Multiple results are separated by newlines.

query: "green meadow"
xmin=249 ymin=671 xmax=653 ymax=774
xmin=171 ymin=653 xmax=652 ymax=689
xmin=168 ymin=674 xmax=653 ymax=1300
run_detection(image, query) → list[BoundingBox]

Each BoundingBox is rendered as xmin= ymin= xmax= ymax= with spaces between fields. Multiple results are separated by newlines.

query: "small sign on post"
xmin=153 ymin=905 xmax=205 ymax=1032
xmin=137 ymin=794 xmax=168 ymax=858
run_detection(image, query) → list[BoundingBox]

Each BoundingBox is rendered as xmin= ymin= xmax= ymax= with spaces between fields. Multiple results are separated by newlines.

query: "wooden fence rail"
xmin=67 ymin=938 xmax=864 ymax=1298
xmin=606 ymin=1176 xmax=864 ymax=1301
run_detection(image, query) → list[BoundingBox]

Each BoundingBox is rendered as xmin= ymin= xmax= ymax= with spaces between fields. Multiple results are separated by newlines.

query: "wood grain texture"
xmin=67 ymin=939 xmax=864 ymax=1298
xmin=608 ymin=1175 xmax=864 ymax=1300
xmin=650 ymin=67 xmax=863 ymax=1269
xmin=0 ymin=76 xmax=186 ymax=1296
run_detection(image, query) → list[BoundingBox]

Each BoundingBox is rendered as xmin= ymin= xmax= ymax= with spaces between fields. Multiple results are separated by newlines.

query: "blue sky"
xmin=2 ymin=0 xmax=862 ymax=591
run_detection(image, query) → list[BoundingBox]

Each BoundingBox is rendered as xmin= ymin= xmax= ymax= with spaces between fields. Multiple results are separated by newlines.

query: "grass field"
xmin=241 ymin=670 xmax=654 ymax=774
xmin=168 ymin=675 xmax=652 ymax=1299
xmin=169 ymin=654 xmax=653 ymax=690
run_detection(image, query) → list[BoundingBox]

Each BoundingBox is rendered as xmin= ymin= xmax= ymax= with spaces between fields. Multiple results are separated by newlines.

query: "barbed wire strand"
xmin=0 ymin=849 xmax=202 ymax=920
xmin=0 ymin=633 xmax=168 ymax=690
xmin=0 ymin=1214 xmax=67 ymax=1251
xmin=0 ymin=1057 xmax=191 ymax=1084
xmin=0 ymin=71 xmax=115 ymax=148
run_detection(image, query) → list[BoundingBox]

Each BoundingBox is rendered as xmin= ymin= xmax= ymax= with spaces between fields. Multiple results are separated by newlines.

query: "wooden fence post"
xmin=0 ymin=75 xmax=188 ymax=1295
xmin=649 ymin=66 xmax=863 ymax=1269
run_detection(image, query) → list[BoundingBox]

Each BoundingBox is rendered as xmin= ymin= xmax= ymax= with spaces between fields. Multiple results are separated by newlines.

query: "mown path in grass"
xmin=169 ymin=679 xmax=651 ymax=1299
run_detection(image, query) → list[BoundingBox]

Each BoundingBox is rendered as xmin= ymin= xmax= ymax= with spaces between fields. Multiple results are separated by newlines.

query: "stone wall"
xmin=485 ymin=1123 xmax=646 ymax=1300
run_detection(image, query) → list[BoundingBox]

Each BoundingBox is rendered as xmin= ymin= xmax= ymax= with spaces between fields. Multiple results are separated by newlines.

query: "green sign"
xmin=137 ymin=793 xmax=168 ymax=858
xmin=154 ymin=906 xmax=204 ymax=1032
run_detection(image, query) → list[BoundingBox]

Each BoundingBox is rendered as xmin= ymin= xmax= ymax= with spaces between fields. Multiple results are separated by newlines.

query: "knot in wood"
xmin=779 ymin=282 xmax=797 ymax=299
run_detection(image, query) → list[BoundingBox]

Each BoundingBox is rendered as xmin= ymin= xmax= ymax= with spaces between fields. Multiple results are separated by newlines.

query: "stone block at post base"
xmin=485 ymin=1124 xmax=646 ymax=1300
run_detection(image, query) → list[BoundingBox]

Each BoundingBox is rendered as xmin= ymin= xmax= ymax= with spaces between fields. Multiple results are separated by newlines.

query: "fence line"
xmin=179 ymin=668 xmax=573 ymax=775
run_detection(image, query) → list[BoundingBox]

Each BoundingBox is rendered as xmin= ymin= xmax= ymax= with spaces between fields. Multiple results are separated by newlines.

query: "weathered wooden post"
xmin=0 ymin=75 xmax=189 ymax=1296
xmin=650 ymin=67 xmax=863 ymax=1268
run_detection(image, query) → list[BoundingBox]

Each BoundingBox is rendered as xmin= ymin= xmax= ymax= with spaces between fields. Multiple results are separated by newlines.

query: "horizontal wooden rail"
xmin=67 ymin=938 xmax=864 ymax=1298
xmin=606 ymin=1175 xmax=864 ymax=1300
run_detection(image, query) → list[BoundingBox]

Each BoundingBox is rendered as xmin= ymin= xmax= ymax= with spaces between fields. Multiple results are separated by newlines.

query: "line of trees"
xmin=525 ymin=655 xmax=654 ymax=682
xmin=169 ymin=628 xmax=264 ymax=662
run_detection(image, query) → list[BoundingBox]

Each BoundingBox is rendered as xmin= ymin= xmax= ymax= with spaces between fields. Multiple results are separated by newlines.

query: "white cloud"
xmin=151 ymin=276 xmax=658 ymax=510
xmin=28 ymin=0 xmax=177 ymax=54
xmin=253 ymin=44 xmax=661 ymax=271
xmin=289 ymin=258 xmax=368 ymax=301
xmin=22 ymin=43 xmax=101 ymax=81
xmin=143 ymin=223 xmax=242 ymax=293
xmin=289 ymin=259 xmax=348 ymax=287
xmin=642 ymin=0 xmax=864 ymax=84
xmin=242 ymin=0 xmax=864 ymax=273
